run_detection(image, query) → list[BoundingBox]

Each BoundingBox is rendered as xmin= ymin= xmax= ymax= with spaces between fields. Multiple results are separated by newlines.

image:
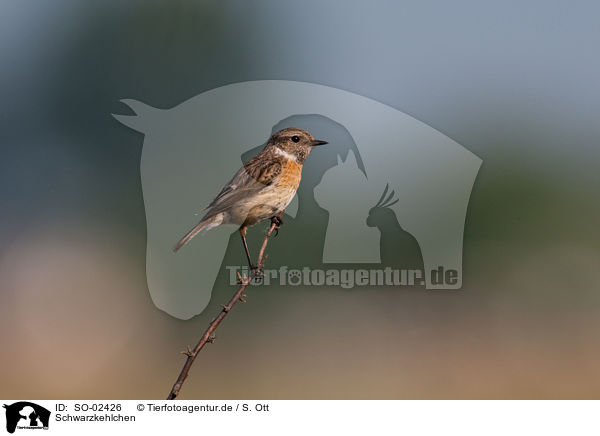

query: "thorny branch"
xmin=166 ymin=214 xmax=282 ymax=400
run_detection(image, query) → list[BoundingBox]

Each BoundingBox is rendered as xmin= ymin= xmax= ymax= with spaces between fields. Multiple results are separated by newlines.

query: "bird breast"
xmin=256 ymin=159 xmax=302 ymax=211
xmin=277 ymin=159 xmax=303 ymax=191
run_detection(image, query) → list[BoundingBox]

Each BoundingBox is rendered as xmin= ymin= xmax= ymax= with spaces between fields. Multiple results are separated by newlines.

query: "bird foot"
xmin=271 ymin=216 xmax=283 ymax=227
xmin=271 ymin=216 xmax=283 ymax=236
xmin=250 ymin=264 xmax=264 ymax=282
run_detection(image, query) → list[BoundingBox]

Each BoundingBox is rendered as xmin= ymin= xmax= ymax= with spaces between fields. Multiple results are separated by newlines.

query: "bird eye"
xmin=291 ymin=136 xmax=300 ymax=143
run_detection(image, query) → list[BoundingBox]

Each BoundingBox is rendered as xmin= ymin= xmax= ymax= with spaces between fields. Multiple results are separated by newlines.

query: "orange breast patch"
xmin=278 ymin=159 xmax=303 ymax=190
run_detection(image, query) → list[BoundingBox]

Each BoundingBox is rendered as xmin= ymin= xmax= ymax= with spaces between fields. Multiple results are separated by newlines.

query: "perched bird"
xmin=173 ymin=127 xmax=327 ymax=269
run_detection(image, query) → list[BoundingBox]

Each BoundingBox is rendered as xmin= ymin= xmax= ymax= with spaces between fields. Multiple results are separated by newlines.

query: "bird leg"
xmin=239 ymin=227 xmax=263 ymax=280
xmin=239 ymin=227 xmax=254 ymax=267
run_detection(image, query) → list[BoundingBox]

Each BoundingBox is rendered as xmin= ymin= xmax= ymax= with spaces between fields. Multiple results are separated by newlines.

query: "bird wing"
xmin=201 ymin=153 xmax=282 ymax=218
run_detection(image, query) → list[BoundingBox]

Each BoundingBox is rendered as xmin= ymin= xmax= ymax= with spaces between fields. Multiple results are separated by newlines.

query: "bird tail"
xmin=172 ymin=213 xmax=224 ymax=252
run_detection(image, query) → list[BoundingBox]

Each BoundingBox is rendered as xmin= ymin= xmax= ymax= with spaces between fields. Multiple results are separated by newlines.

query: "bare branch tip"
xmin=167 ymin=208 xmax=280 ymax=398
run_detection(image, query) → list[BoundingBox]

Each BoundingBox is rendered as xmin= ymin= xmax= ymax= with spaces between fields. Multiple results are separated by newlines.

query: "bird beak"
xmin=311 ymin=140 xmax=328 ymax=146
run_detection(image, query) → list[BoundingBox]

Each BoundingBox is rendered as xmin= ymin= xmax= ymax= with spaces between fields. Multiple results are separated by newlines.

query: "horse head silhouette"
xmin=113 ymin=80 xmax=481 ymax=318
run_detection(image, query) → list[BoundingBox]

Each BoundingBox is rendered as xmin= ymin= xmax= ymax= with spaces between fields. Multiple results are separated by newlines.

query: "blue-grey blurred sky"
xmin=3 ymin=1 xmax=600 ymax=152
xmin=2 ymin=0 xmax=598 ymax=242
xmin=2 ymin=2 xmax=599 ymax=223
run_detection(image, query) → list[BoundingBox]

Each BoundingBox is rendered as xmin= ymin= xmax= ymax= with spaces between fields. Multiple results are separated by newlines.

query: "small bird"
xmin=173 ymin=127 xmax=327 ymax=270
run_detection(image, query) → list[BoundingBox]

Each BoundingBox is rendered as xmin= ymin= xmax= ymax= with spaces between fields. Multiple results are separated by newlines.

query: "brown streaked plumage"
xmin=173 ymin=127 xmax=327 ymax=269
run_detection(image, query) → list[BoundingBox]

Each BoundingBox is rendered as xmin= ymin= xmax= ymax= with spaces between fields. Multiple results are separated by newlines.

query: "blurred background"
xmin=1 ymin=0 xmax=599 ymax=399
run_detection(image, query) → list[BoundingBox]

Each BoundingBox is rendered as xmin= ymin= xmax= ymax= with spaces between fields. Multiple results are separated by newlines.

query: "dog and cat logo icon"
xmin=3 ymin=402 xmax=50 ymax=433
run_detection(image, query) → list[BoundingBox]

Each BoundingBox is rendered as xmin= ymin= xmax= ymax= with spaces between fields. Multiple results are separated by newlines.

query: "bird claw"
xmin=271 ymin=216 xmax=283 ymax=237
xmin=271 ymin=216 xmax=283 ymax=227
xmin=250 ymin=264 xmax=264 ymax=282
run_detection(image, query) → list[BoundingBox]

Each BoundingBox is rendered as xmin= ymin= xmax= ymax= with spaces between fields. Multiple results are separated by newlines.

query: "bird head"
xmin=269 ymin=127 xmax=327 ymax=163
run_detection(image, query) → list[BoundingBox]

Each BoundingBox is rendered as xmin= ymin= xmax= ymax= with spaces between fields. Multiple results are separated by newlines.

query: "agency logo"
xmin=3 ymin=402 xmax=50 ymax=433
xmin=114 ymin=80 xmax=482 ymax=320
